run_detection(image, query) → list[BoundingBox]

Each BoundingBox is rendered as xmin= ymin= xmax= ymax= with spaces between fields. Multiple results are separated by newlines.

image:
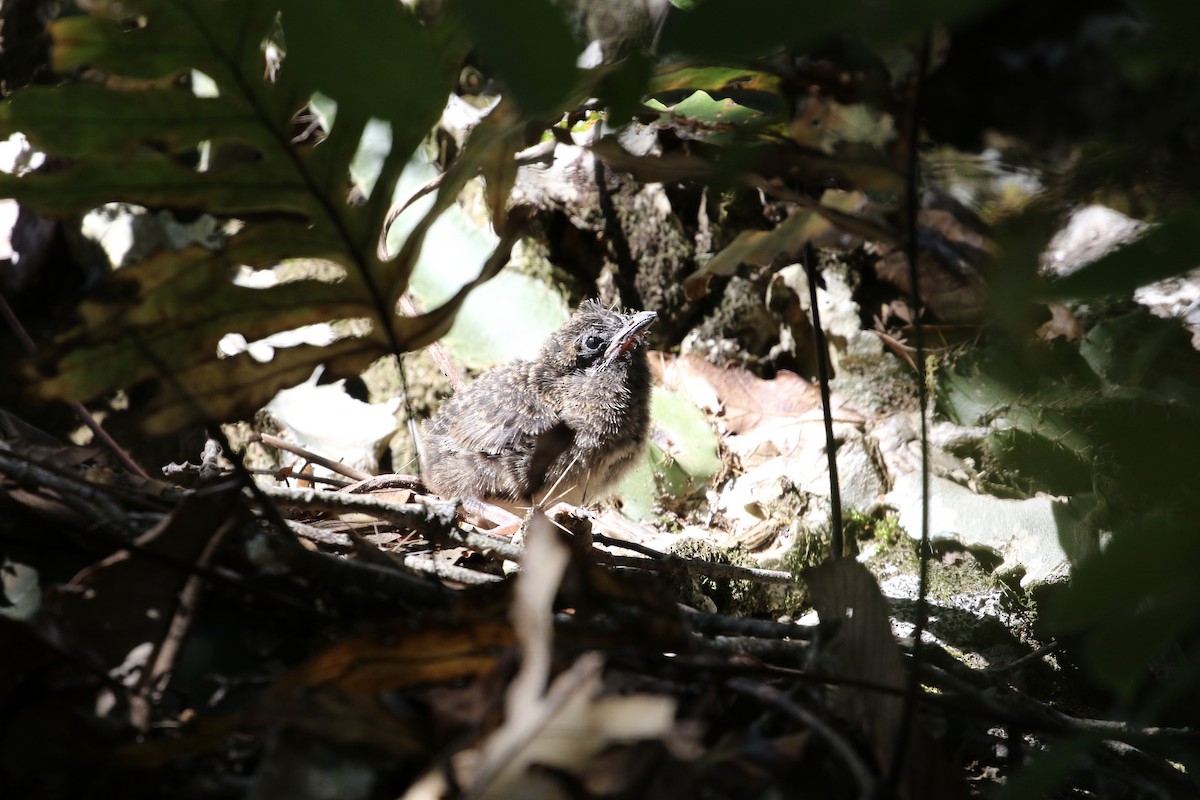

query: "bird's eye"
xmin=584 ymin=334 xmax=605 ymax=351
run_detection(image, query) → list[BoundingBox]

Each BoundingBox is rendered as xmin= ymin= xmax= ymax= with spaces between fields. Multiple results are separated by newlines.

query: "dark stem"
xmin=593 ymin=155 xmax=644 ymax=309
xmin=885 ymin=33 xmax=933 ymax=798
xmin=802 ymin=244 xmax=843 ymax=559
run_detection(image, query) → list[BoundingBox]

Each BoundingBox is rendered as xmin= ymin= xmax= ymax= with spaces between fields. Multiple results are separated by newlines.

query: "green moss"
xmin=666 ymin=538 xmax=775 ymax=616
xmin=779 ymin=520 xmax=834 ymax=611
xmin=857 ymin=512 xmax=1005 ymax=606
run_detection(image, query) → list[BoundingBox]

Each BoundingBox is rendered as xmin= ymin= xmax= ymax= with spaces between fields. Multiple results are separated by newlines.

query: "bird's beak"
xmin=603 ymin=310 xmax=657 ymax=362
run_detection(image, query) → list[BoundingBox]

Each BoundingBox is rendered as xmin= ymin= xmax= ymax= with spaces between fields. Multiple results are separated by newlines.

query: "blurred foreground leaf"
xmin=1045 ymin=512 xmax=1200 ymax=702
xmin=1 ymin=0 xmax=477 ymax=434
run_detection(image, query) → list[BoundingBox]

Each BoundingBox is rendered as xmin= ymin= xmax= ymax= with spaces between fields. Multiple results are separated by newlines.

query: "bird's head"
xmin=536 ymin=299 xmax=656 ymax=380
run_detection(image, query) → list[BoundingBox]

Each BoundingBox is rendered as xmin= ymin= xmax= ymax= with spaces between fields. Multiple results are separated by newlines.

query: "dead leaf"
xmin=651 ymin=353 xmax=865 ymax=464
xmin=683 ymin=191 xmax=870 ymax=299
xmin=401 ymin=516 xmax=680 ymax=800
xmin=683 ymin=210 xmax=834 ymax=299
xmin=873 ymin=209 xmax=993 ymax=325
xmin=269 ymin=619 xmax=518 ymax=699
xmin=805 ymin=560 xmax=964 ymax=799
xmin=1037 ymin=303 xmax=1083 ymax=342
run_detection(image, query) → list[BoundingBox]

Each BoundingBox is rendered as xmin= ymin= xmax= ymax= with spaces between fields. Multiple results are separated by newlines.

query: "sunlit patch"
xmin=230 ymin=258 xmax=347 ymax=289
xmin=217 ymin=318 xmax=372 ymax=363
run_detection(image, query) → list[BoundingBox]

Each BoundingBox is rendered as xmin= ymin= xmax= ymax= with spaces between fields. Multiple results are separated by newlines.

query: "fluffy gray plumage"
xmin=422 ymin=300 xmax=655 ymax=507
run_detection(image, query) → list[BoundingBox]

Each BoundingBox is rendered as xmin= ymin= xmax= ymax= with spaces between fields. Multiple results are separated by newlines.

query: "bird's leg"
xmin=458 ymin=495 xmax=526 ymax=536
xmin=458 ymin=495 xmax=588 ymax=540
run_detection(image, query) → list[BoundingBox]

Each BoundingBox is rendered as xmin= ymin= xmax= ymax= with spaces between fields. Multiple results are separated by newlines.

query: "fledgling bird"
xmin=421 ymin=300 xmax=656 ymax=509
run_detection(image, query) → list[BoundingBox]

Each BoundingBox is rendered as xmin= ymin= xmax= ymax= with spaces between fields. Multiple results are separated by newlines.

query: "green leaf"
xmin=650 ymin=388 xmax=721 ymax=481
xmin=645 ymin=89 xmax=773 ymax=145
xmin=0 ymin=84 xmax=268 ymax=156
xmin=615 ymin=388 xmax=720 ymax=522
xmin=280 ymin=0 xmax=447 ymax=130
xmin=456 ymin=0 xmax=580 ymax=116
xmin=3 ymin=0 xmax=474 ymax=434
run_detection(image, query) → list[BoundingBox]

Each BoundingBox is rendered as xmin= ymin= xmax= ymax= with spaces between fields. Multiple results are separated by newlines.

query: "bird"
xmin=421 ymin=300 xmax=656 ymax=511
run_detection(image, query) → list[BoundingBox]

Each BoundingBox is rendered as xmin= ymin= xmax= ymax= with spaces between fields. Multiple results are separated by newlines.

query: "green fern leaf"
xmin=1 ymin=0 xmax=481 ymax=434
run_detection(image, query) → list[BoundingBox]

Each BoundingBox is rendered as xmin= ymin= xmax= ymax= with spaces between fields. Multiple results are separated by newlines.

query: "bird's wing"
xmin=429 ymin=369 xmax=560 ymax=460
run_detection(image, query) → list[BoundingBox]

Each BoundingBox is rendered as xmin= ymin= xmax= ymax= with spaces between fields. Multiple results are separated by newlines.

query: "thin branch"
xmin=257 ymin=433 xmax=373 ymax=481
xmin=728 ymin=678 xmax=877 ymax=800
xmin=888 ymin=33 xmax=934 ymax=797
xmin=262 ymin=484 xmax=796 ymax=584
xmin=680 ymin=607 xmax=817 ymax=641
xmin=598 ymin=551 xmax=794 ymax=584
xmin=802 ymin=243 xmax=843 ymax=558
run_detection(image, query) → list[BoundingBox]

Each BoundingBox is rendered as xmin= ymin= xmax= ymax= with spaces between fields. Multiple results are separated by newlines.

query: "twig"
xmin=257 ymin=433 xmax=372 ymax=481
xmin=680 ymin=607 xmax=817 ymax=641
xmin=399 ymin=552 xmax=504 ymax=584
xmin=982 ymin=640 xmax=1062 ymax=675
xmin=256 ymin=521 xmax=452 ymax=607
xmin=590 ymin=530 xmax=794 ymax=583
xmin=264 ymin=485 xmax=795 ymax=585
xmin=0 ymin=449 xmax=135 ymax=534
xmin=917 ymin=657 xmax=1200 ymax=747
xmin=0 ymin=451 xmax=322 ymax=616
xmin=132 ymin=509 xmax=240 ymax=731
xmin=598 ymin=551 xmax=794 ymax=584
xmin=162 ymin=462 xmax=352 ymax=488
xmin=557 ymin=532 xmax=797 ymax=584
xmin=888 ymin=33 xmax=934 ymax=797
xmin=259 ymin=484 xmax=524 ymax=562
xmin=704 ymin=635 xmax=812 ymax=661
xmin=802 ymin=243 xmax=843 ymax=557
xmin=728 ymin=678 xmax=877 ymax=800
xmin=341 ymin=472 xmax=425 ymax=494
xmin=591 ymin=531 xmax=669 ymax=558
xmin=399 ymin=293 xmax=465 ymax=393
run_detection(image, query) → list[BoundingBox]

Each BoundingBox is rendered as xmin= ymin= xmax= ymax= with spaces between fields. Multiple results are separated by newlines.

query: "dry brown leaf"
xmin=806 ymin=560 xmax=964 ymax=799
xmin=873 ymin=208 xmax=993 ymax=325
xmin=269 ymin=619 xmax=517 ymax=698
xmin=1037 ymin=302 xmax=1083 ymax=342
xmin=652 ymin=353 xmax=865 ymax=464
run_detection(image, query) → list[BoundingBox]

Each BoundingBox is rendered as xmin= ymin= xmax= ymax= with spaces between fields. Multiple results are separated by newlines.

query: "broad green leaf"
xmin=0 ymin=84 xmax=270 ymax=156
xmin=456 ymin=0 xmax=580 ymax=116
xmin=645 ymin=90 xmax=774 ymax=145
xmin=3 ymin=0 xmax=473 ymax=434
xmin=280 ymin=0 xmax=447 ymax=130
xmin=616 ymin=388 xmax=720 ymax=522
xmin=650 ymin=388 xmax=721 ymax=481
